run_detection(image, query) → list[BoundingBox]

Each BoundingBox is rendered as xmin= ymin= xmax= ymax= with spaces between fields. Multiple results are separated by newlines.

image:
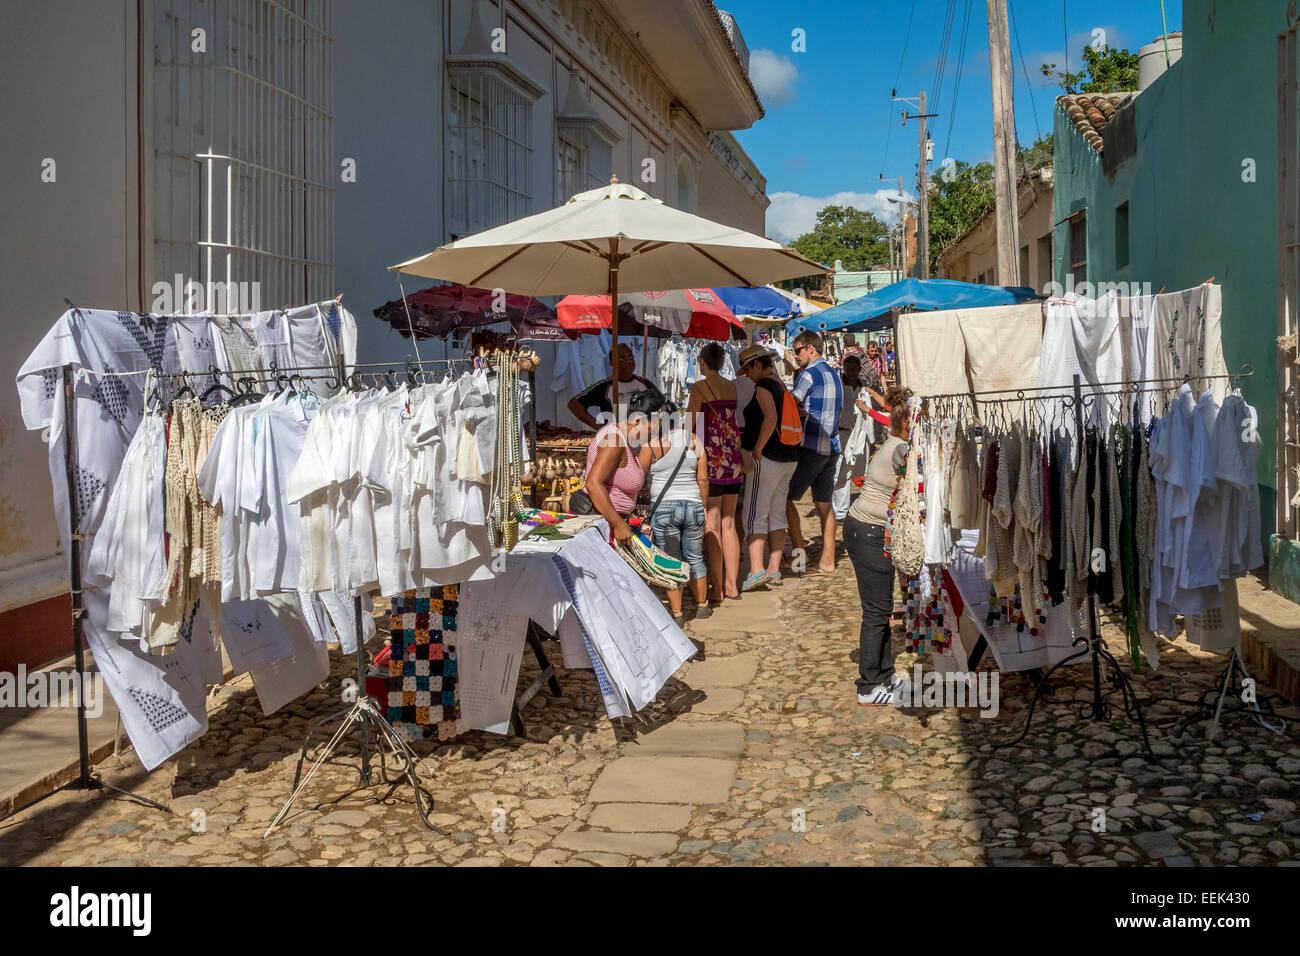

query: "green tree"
xmin=791 ymin=204 xmax=890 ymax=271
xmin=1040 ymin=45 xmax=1139 ymax=93
xmin=1017 ymin=133 xmax=1053 ymax=172
xmin=925 ymin=159 xmax=995 ymax=274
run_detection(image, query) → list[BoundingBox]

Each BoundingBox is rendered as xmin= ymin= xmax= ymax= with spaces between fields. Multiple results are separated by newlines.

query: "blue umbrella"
xmin=712 ymin=285 xmax=803 ymax=320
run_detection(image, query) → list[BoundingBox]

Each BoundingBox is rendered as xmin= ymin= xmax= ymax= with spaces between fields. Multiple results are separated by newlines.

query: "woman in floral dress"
xmin=686 ymin=342 xmax=744 ymax=604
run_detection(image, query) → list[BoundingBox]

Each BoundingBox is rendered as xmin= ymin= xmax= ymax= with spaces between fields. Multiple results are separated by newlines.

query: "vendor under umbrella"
xmin=567 ymin=343 xmax=661 ymax=430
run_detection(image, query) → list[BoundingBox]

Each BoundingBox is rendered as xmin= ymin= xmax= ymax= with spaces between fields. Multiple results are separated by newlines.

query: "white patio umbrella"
xmin=390 ymin=176 xmax=825 ymax=405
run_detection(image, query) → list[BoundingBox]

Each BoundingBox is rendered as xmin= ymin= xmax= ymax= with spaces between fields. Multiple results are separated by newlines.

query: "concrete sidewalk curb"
xmin=0 ymin=663 xmax=239 ymax=821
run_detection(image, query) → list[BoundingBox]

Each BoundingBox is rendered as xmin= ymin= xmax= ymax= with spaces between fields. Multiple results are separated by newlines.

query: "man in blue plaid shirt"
xmin=785 ymin=331 xmax=843 ymax=574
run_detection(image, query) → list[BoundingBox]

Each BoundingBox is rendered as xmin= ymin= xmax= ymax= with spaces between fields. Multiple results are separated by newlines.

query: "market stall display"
xmin=891 ymin=283 xmax=1263 ymax=751
xmin=15 ymin=303 xmax=705 ymax=827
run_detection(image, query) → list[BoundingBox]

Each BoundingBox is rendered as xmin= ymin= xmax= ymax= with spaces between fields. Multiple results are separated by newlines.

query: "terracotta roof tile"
xmin=1058 ymin=92 xmax=1136 ymax=154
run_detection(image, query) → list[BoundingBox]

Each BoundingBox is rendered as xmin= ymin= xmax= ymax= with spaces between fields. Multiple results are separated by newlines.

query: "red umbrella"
xmin=557 ymin=288 xmax=746 ymax=341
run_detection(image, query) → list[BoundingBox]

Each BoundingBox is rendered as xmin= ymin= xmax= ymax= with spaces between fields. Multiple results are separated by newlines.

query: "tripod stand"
xmin=264 ymin=595 xmax=442 ymax=836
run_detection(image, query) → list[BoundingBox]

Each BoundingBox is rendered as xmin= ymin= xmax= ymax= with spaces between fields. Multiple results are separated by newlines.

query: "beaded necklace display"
xmin=486 ymin=350 xmax=525 ymax=552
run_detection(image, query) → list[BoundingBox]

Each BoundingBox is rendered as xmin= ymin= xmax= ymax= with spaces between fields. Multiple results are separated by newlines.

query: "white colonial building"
xmin=0 ymin=0 xmax=769 ymax=666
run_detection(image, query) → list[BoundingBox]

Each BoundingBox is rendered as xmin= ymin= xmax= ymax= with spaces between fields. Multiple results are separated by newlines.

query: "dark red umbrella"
xmin=557 ymin=288 xmax=746 ymax=341
xmin=374 ymin=282 xmax=572 ymax=341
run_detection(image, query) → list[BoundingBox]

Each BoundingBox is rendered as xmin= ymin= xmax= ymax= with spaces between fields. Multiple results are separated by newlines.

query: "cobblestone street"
xmin=3 ymin=507 xmax=1299 ymax=868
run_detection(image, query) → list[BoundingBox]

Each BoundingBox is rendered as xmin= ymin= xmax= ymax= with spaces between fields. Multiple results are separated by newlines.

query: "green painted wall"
xmin=834 ymin=270 xmax=898 ymax=303
xmin=1053 ymin=0 xmax=1289 ymax=532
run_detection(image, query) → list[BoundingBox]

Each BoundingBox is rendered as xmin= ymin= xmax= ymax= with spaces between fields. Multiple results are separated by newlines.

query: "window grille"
xmin=447 ymin=69 xmax=532 ymax=237
xmin=1068 ymin=212 xmax=1087 ymax=282
xmin=556 ymin=133 xmax=585 ymax=203
xmin=154 ymin=0 xmax=335 ymax=311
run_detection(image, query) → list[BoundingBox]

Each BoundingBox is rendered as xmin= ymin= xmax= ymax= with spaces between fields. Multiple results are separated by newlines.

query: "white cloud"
xmin=749 ymin=49 xmax=799 ymax=108
xmin=766 ymin=189 xmax=915 ymax=244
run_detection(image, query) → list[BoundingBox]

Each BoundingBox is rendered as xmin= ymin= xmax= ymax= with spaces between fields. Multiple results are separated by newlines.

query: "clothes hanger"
xmin=290 ymin=373 xmax=316 ymax=399
xmin=172 ymin=376 xmax=197 ymax=401
xmin=229 ymin=376 xmax=263 ymax=407
xmin=201 ymin=366 xmax=235 ymax=403
xmin=141 ymin=366 xmax=166 ymax=415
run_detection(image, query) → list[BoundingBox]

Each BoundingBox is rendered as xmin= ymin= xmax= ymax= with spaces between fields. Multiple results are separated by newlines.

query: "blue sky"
xmin=724 ymin=0 xmax=1184 ymax=240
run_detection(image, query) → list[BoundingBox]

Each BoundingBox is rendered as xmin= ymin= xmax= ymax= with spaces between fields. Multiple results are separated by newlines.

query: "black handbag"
xmin=572 ymin=436 xmax=689 ymax=519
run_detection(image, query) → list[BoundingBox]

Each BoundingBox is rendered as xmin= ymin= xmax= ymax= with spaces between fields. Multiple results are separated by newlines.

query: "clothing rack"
xmin=199 ymin=354 xmax=498 ymax=832
xmin=154 ymin=353 xmax=549 ymax=826
xmin=69 ymin=358 xmax=470 ymax=829
xmin=160 ymin=351 xmax=541 ymax=502
xmin=919 ymin=365 xmax=1255 ymax=759
xmin=44 ymin=303 xmax=446 ymax=820
xmin=992 ymin=373 xmax=1155 ymax=757
xmin=920 ymin=365 xmax=1255 ymax=409
xmin=1167 ymin=648 xmax=1291 ymax=739
xmin=57 ymin=365 xmax=171 ymax=814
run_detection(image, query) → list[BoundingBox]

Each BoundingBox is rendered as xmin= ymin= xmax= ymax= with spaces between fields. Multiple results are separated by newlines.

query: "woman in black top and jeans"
xmin=737 ymin=345 xmax=801 ymax=591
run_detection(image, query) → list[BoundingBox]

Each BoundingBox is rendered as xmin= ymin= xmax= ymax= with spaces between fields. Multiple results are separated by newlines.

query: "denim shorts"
xmin=649 ymin=499 xmax=708 ymax=580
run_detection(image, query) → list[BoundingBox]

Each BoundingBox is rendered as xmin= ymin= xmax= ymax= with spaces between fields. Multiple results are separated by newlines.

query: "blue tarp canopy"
xmin=712 ymin=285 xmax=802 ymax=319
xmin=786 ymin=278 xmax=1040 ymax=335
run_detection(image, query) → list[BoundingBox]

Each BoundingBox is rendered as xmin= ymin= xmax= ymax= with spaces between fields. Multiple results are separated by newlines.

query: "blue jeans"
xmin=650 ymin=500 xmax=708 ymax=580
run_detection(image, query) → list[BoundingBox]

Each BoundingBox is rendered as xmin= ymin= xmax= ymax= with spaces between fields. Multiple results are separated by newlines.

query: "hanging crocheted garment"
xmin=984 ymin=581 xmax=1049 ymax=636
xmin=903 ymin=568 xmax=952 ymax=653
xmin=386 ymin=585 xmax=461 ymax=742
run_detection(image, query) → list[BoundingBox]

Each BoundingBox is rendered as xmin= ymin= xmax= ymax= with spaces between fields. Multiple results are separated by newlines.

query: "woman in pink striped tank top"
xmin=583 ymin=388 xmax=666 ymax=543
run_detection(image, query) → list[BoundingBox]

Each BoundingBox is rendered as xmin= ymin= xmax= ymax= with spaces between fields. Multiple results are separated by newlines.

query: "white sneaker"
xmin=857 ymin=673 xmax=908 ymax=707
xmin=857 ymin=683 xmax=895 ymax=706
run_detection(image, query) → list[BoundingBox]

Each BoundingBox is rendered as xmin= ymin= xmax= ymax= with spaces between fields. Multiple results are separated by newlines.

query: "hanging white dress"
xmin=1038 ymin=291 xmax=1123 ymax=435
xmin=921 ymin=418 xmax=954 ymax=565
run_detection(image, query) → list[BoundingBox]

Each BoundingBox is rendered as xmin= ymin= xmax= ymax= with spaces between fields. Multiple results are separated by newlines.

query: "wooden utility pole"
xmin=917 ymin=91 xmax=930 ymax=278
xmin=897 ymin=175 xmax=905 ymax=281
xmin=986 ymin=0 xmax=1020 ymax=284
xmin=894 ymin=90 xmax=936 ymax=279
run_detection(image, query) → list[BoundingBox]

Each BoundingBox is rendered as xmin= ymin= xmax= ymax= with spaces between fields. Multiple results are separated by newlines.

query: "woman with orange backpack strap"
xmin=736 ymin=344 xmax=801 ymax=592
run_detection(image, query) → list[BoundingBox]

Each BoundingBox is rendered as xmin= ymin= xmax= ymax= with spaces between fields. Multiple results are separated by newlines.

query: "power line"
xmin=1009 ymin=0 xmax=1042 ymax=143
xmin=894 ymin=0 xmax=918 ymax=88
xmin=930 ymin=0 xmax=954 ymax=111
xmin=1063 ymin=0 xmax=1069 ymax=84
xmin=943 ymin=0 xmax=974 ymax=158
xmin=931 ymin=0 xmax=958 ymax=113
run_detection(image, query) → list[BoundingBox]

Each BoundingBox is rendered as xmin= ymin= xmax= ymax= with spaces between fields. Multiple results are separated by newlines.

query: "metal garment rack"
xmin=157 ymin=353 xmax=556 ymax=829
xmin=161 ymin=356 xmax=472 ymax=832
xmin=57 ymin=365 xmax=171 ymax=814
xmin=920 ymin=365 xmax=1255 ymax=758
